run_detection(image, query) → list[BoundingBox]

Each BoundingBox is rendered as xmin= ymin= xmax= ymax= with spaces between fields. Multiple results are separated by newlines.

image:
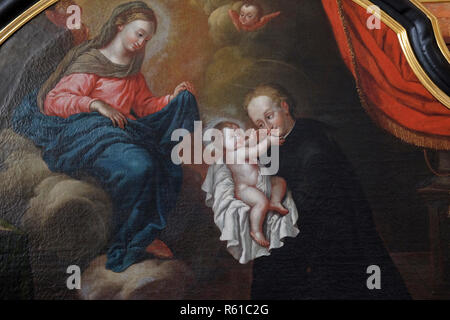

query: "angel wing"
xmin=242 ymin=11 xmax=281 ymax=32
xmin=228 ymin=9 xmax=242 ymax=31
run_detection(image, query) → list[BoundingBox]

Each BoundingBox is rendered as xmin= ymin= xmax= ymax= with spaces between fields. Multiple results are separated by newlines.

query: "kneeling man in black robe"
xmin=245 ymin=84 xmax=410 ymax=300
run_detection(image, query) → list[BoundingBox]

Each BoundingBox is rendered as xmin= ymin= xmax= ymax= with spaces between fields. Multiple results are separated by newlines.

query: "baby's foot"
xmin=250 ymin=231 xmax=270 ymax=248
xmin=269 ymin=202 xmax=289 ymax=215
xmin=146 ymin=239 xmax=174 ymax=259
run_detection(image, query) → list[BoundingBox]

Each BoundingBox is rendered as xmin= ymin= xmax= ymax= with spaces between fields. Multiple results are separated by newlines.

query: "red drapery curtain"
xmin=322 ymin=0 xmax=450 ymax=150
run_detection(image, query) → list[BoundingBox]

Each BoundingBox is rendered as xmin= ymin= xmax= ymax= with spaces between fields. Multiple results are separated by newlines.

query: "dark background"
xmin=0 ymin=0 xmax=36 ymax=30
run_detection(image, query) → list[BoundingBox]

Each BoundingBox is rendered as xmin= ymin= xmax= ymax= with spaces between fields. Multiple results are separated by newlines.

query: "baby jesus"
xmin=214 ymin=120 xmax=289 ymax=248
xmin=228 ymin=1 xmax=281 ymax=32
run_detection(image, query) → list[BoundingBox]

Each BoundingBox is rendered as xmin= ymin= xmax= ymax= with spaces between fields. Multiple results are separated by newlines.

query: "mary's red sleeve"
xmin=133 ymin=73 xmax=171 ymax=118
xmin=44 ymin=73 xmax=99 ymax=118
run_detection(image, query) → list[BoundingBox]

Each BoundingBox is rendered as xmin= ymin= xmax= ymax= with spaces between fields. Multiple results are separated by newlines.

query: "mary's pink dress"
xmin=44 ymin=72 xmax=171 ymax=119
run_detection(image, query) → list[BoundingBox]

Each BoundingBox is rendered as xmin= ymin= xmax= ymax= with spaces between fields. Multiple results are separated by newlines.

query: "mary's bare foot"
xmin=250 ymin=231 xmax=270 ymax=248
xmin=145 ymin=239 xmax=174 ymax=259
xmin=269 ymin=202 xmax=289 ymax=215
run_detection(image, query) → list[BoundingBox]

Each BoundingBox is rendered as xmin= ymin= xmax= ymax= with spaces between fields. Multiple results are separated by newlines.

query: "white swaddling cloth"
xmin=201 ymin=163 xmax=300 ymax=264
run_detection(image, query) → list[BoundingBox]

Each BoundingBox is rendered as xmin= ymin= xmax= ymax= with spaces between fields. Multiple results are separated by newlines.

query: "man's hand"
xmin=90 ymin=100 xmax=128 ymax=129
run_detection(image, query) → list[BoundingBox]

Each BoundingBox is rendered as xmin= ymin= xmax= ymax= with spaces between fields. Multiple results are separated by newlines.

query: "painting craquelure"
xmin=0 ymin=0 xmax=449 ymax=301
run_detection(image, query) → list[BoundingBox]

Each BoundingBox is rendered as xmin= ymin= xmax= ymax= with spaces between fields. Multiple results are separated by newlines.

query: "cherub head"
xmin=239 ymin=1 xmax=264 ymax=27
xmin=46 ymin=0 xmax=80 ymax=26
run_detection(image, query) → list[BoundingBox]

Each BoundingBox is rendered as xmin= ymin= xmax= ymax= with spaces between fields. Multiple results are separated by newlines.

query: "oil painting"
xmin=0 ymin=0 xmax=449 ymax=301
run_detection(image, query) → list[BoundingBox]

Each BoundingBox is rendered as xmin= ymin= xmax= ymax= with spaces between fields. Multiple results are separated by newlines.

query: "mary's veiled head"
xmin=115 ymin=19 xmax=156 ymax=54
xmin=37 ymin=1 xmax=158 ymax=112
xmin=99 ymin=2 xmax=158 ymax=53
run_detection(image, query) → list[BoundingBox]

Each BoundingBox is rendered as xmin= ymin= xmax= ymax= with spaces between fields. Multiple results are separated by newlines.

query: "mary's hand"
xmin=171 ymin=81 xmax=196 ymax=101
xmin=90 ymin=100 xmax=128 ymax=129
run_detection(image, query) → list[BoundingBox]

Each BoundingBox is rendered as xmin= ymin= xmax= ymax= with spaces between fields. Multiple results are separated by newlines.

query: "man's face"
xmin=247 ymin=96 xmax=291 ymax=137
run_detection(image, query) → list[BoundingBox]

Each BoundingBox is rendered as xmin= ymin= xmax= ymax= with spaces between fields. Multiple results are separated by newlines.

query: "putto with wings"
xmin=228 ymin=1 xmax=281 ymax=32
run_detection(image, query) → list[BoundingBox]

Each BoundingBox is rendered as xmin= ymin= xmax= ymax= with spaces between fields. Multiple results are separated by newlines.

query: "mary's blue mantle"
xmin=12 ymin=90 xmax=200 ymax=272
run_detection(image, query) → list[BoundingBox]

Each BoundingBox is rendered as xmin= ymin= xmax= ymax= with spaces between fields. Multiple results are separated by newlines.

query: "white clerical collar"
xmin=283 ymin=121 xmax=296 ymax=139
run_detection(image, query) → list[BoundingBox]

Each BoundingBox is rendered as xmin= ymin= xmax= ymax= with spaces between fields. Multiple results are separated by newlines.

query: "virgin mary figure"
xmin=12 ymin=1 xmax=200 ymax=272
